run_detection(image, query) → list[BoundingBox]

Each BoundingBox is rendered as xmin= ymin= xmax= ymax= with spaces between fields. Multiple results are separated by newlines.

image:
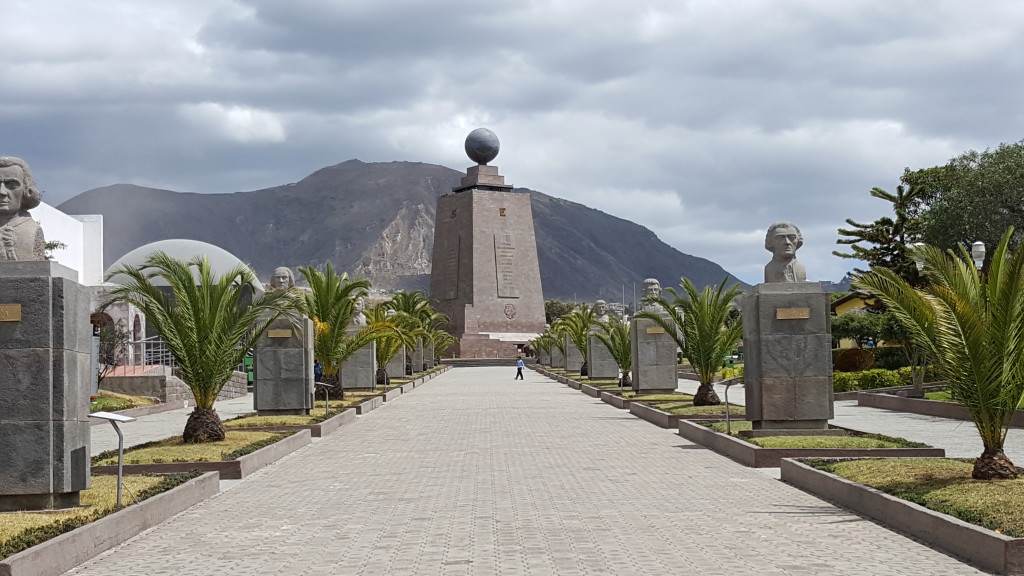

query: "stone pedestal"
xmin=630 ymin=317 xmax=677 ymax=394
xmin=550 ymin=346 xmax=566 ymax=369
xmin=386 ymin=346 xmax=405 ymax=380
xmin=539 ymin=349 xmax=550 ymax=366
xmin=588 ymin=333 xmax=618 ymax=379
xmin=429 ymin=168 xmax=546 ymax=358
xmin=0 ymin=262 xmax=91 ymax=511
xmin=564 ymin=334 xmax=583 ymax=374
xmin=413 ymin=338 xmax=425 ymax=372
xmin=339 ymin=330 xmax=376 ymax=389
xmin=742 ymin=282 xmax=833 ymax=430
xmin=424 ymin=340 xmax=435 ymax=368
xmin=254 ymin=317 xmax=314 ymax=416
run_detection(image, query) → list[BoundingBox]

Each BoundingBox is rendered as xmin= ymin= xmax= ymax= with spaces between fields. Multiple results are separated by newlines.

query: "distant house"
xmin=830 ymin=290 xmax=880 ymax=349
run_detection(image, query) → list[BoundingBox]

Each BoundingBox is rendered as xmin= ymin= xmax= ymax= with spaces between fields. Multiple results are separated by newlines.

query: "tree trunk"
xmin=182 ymin=408 xmax=225 ymax=443
xmin=580 ymin=361 xmax=588 ymax=377
xmin=972 ymin=448 xmax=1017 ymax=480
xmin=619 ymin=371 xmax=631 ymax=390
xmin=375 ymin=368 xmax=389 ymax=388
xmin=692 ymin=382 xmax=721 ymax=406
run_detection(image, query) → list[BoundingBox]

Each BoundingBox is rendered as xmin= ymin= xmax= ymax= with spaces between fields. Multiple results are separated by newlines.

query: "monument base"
xmin=740 ymin=427 xmax=845 ymax=439
xmin=0 ymin=491 xmax=81 ymax=513
xmin=630 ymin=317 xmax=677 ymax=394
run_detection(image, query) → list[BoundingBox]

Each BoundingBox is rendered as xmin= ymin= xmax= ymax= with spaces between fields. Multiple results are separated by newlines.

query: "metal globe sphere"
xmin=465 ymin=128 xmax=500 ymax=165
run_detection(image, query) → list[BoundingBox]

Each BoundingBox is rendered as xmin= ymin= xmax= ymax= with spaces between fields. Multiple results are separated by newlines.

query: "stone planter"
xmin=676 ymin=420 xmax=944 ymax=468
xmin=566 ymin=379 xmax=581 ymax=390
xmin=0 ymin=472 xmax=219 ymax=576
xmin=580 ymin=384 xmax=603 ymax=398
xmin=857 ymin=393 xmax=1024 ymax=427
xmin=600 ymin=392 xmax=630 ymax=409
xmin=630 ymin=402 xmax=681 ymax=428
xmin=228 ymin=408 xmax=356 ymax=438
xmin=382 ymin=387 xmax=402 ymax=402
xmin=781 ymin=458 xmax=1024 ymax=575
xmin=92 ymin=430 xmax=312 ymax=480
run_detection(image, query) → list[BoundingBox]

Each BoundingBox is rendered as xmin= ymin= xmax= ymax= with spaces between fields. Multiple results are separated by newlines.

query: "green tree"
xmin=382 ymin=290 xmax=450 ymax=371
xmin=637 ymin=277 xmax=743 ymax=405
xmin=96 ymin=318 xmax=131 ymax=388
xmin=854 ymin=228 xmax=1024 ymax=479
xmin=297 ymin=265 xmax=385 ymax=399
xmin=104 ymin=252 xmax=297 ymax=443
xmin=545 ymin=300 xmax=574 ymax=324
xmin=591 ymin=316 xmax=632 ymax=390
xmin=908 ymin=140 xmax=1024 ymax=254
xmin=834 ymin=183 xmax=924 ymax=281
xmin=830 ymin=310 xmax=885 ymax=349
xmin=366 ymin=304 xmax=418 ymax=387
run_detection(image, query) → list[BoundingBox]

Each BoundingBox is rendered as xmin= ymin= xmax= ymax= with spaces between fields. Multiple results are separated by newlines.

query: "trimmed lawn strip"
xmin=89 ymin=390 xmax=158 ymax=413
xmin=812 ymin=458 xmax=1024 ymax=538
xmin=0 ymin=472 xmax=201 ymax=560
xmin=92 ymin=431 xmax=287 ymax=465
xmin=704 ymin=420 xmax=928 ymax=449
xmin=630 ymin=393 xmax=747 ymax=417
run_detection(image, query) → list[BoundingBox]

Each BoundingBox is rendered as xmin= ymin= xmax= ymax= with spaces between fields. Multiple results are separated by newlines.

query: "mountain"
xmin=58 ymin=160 xmax=743 ymax=300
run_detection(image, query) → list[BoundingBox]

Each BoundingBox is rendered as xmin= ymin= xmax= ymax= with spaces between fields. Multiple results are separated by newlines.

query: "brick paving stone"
xmin=64 ymin=368 xmax=993 ymax=575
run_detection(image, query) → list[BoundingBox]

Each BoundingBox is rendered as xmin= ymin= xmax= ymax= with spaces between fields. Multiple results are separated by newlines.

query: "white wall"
xmin=31 ymin=203 xmax=104 ymax=285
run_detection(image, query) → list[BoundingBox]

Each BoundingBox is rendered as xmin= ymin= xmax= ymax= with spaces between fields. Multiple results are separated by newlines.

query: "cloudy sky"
xmin=6 ymin=0 xmax=1023 ymax=285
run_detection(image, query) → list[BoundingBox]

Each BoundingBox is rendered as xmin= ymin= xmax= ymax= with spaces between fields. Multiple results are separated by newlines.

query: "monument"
xmin=588 ymin=300 xmax=619 ymax=379
xmin=631 ymin=278 xmax=678 ymax=394
xmin=339 ymin=298 xmax=376 ymax=389
xmin=429 ymin=129 xmax=546 ymax=357
xmin=0 ymin=157 xmax=91 ymax=511
xmin=254 ymin=267 xmax=315 ymax=415
xmin=742 ymin=222 xmax=835 ymax=435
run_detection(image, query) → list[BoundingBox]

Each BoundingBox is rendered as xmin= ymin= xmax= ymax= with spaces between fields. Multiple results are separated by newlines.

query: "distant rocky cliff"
xmin=59 ymin=160 xmax=743 ymax=300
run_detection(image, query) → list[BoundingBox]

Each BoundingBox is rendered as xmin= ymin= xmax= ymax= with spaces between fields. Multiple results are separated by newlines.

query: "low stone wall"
xmin=101 ymin=368 xmax=248 ymax=404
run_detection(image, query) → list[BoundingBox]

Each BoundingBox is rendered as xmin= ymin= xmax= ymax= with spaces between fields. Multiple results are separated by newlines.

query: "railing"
xmin=130 ymin=335 xmax=177 ymax=369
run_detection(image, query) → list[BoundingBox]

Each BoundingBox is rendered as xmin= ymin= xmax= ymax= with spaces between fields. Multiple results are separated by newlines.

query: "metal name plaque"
xmin=0 ymin=304 xmax=21 ymax=322
xmin=645 ymin=326 xmax=666 ymax=334
xmin=776 ymin=307 xmax=811 ymax=320
xmin=267 ymin=329 xmax=293 ymax=338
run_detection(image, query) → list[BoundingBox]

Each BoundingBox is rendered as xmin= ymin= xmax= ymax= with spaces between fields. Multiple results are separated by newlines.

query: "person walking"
xmin=515 ymin=356 xmax=525 ymax=380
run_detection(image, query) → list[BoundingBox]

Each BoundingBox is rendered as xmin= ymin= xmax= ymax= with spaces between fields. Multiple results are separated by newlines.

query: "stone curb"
xmin=92 ymin=429 xmax=312 ymax=480
xmin=600 ymin=392 xmax=630 ymax=409
xmin=580 ymin=384 xmax=603 ymax=398
xmin=226 ymin=408 xmax=357 ymax=438
xmin=781 ymin=458 xmax=1023 ymax=575
xmin=0 ymin=471 xmax=220 ymax=576
xmin=630 ymin=402 xmax=681 ymax=428
xmin=88 ymin=400 xmax=188 ymax=425
xmin=857 ymin=392 xmax=1024 ymax=427
xmin=355 ymin=396 xmax=383 ymax=415
xmin=676 ymin=420 xmax=945 ymax=468
xmin=382 ymin=387 xmax=402 ymax=402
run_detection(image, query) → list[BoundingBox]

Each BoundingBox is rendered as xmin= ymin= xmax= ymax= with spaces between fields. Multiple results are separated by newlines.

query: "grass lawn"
xmin=626 ymin=393 xmax=747 ymax=416
xmin=92 ymin=431 xmax=287 ymax=465
xmin=225 ymin=412 xmax=341 ymax=427
xmin=0 ymin=473 xmax=199 ymax=560
xmin=704 ymin=421 xmax=929 ymax=449
xmin=89 ymin=390 xmax=158 ymax=413
xmin=924 ymin=390 xmax=954 ymax=402
xmin=813 ymin=458 xmax=1024 ymax=537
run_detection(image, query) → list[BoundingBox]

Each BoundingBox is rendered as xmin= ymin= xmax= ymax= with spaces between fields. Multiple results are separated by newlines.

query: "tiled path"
xmin=68 ymin=368 xmax=991 ymax=575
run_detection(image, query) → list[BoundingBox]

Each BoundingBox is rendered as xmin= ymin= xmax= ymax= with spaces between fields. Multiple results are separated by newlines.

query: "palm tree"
xmin=591 ymin=316 xmax=632 ymax=390
xmin=383 ymin=290 xmax=450 ymax=371
xmin=855 ymin=228 xmax=1024 ymax=479
xmin=637 ymin=277 xmax=744 ymax=405
xmin=553 ymin=304 xmax=595 ymax=374
xmin=430 ymin=330 xmax=458 ymax=362
xmin=297 ymin=264 xmax=386 ymax=399
xmin=366 ymin=304 xmax=418 ymax=387
xmin=104 ymin=252 xmax=297 ymax=443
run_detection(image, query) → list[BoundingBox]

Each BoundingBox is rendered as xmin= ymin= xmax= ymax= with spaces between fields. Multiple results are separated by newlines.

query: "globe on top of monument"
xmin=465 ymin=128 xmax=500 ymax=165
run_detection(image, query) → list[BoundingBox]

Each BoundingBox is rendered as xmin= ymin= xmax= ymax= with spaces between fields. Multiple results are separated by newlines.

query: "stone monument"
xmin=564 ymin=333 xmax=584 ymax=375
xmin=254 ymin=313 xmax=315 ymax=416
xmin=340 ymin=300 xmax=376 ymax=389
xmin=742 ymin=222 xmax=835 ymax=435
xmin=631 ymin=278 xmax=678 ymax=394
xmin=588 ymin=301 xmax=618 ymax=379
xmin=267 ymin=266 xmax=295 ymax=291
xmin=0 ymin=157 xmax=91 ymax=511
xmin=429 ymin=129 xmax=546 ymax=357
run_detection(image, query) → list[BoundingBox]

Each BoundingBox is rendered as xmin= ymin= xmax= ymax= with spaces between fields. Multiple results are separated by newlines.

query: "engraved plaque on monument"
xmin=428 ymin=129 xmax=546 ymax=357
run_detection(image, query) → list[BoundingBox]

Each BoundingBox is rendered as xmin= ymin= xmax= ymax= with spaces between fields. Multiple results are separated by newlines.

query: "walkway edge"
xmin=0 ymin=472 xmax=220 ymax=576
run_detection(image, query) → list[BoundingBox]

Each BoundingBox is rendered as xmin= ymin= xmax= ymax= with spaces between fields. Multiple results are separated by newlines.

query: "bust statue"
xmin=351 ymin=297 xmax=367 ymax=327
xmin=763 ymin=222 xmax=807 ymax=283
xmin=594 ymin=299 xmax=610 ymax=323
xmin=267 ymin=266 xmax=294 ymax=290
xmin=0 ymin=157 xmax=45 ymax=262
xmin=641 ymin=278 xmax=665 ymax=314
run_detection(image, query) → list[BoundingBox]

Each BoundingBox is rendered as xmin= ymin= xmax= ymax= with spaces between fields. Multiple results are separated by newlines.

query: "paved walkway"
xmin=67 ymin=368 xmax=994 ymax=575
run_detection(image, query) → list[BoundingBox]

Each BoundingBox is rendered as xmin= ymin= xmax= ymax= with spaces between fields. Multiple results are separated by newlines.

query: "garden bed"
xmin=91 ymin=430 xmax=311 ymax=480
xmin=857 ymin=392 xmax=1024 ymax=427
xmin=600 ymin=392 xmax=631 ymax=409
xmin=626 ymin=394 xmax=747 ymax=428
xmin=225 ymin=408 xmax=357 ymax=438
xmin=677 ymin=420 xmax=943 ymax=468
xmin=781 ymin=458 xmax=1024 ymax=575
xmin=0 ymin=472 xmax=218 ymax=576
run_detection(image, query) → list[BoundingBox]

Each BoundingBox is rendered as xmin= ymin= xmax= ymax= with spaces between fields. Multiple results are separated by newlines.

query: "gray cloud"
xmin=4 ymin=0 xmax=1024 ymax=285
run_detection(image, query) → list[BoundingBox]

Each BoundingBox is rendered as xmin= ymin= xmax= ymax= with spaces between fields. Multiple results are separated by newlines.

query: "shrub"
xmin=833 ymin=369 xmax=902 ymax=392
xmin=872 ymin=346 xmax=911 ymax=370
